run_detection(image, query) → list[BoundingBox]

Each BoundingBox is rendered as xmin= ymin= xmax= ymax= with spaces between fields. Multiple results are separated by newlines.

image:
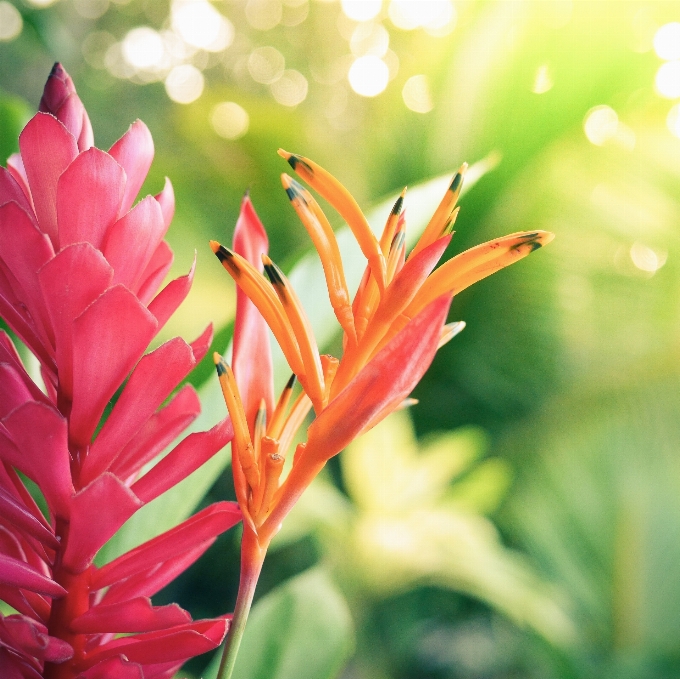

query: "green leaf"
xmin=203 ymin=568 xmax=354 ymax=679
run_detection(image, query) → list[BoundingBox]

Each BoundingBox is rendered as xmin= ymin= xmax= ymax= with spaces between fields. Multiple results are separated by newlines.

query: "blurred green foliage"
xmin=3 ymin=0 xmax=680 ymax=678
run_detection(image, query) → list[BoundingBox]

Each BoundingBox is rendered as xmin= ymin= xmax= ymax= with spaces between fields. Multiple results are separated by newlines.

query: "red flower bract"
xmin=0 ymin=64 xmax=240 ymax=678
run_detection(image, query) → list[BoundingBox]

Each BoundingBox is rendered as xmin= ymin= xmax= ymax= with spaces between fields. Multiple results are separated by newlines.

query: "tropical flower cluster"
xmin=0 ymin=64 xmax=241 ymax=678
xmin=210 ymin=150 xmax=552 ymax=677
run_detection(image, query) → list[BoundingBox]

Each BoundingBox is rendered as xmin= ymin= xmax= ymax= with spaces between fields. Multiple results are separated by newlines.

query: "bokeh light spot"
xmin=172 ymin=0 xmax=234 ymax=52
xmin=389 ymin=0 xmax=452 ymax=32
xmin=653 ymin=22 xmax=680 ymax=61
xmin=630 ymin=242 xmax=667 ymax=274
xmin=165 ymin=64 xmax=204 ymax=103
xmin=532 ymin=64 xmax=553 ymax=94
xmin=341 ymin=0 xmax=381 ymax=23
xmin=667 ymin=103 xmax=680 ymax=138
xmin=24 ymin=0 xmax=58 ymax=7
xmin=0 ymin=2 xmax=22 ymax=41
xmin=212 ymin=102 xmax=249 ymax=139
xmin=248 ymin=46 xmax=285 ymax=84
xmin=122 ymin=27 xmax=165 ymax=70
xmin=655 ymin=61 xmax=680 ymax=99
xmin=350 ymin=22 xmax=389 ymax=57
xmin=73 ymin=0 xmax=109 ymax=19
xmin=270 ymin=69 xmax=308 ymax=106
xmin=583 ymin=105 xmax=618 ymax=146
xmin=348 ymin=55 xmax=389 ymax=96
xmin=402 ymin=75 xmax=433 ymax=113
xmin=246 ymin=0 xmax=283 ymax=31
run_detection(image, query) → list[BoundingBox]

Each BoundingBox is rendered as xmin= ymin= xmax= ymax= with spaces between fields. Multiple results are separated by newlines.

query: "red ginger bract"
xmin=0 ymin=64 xmax=241 ymax=678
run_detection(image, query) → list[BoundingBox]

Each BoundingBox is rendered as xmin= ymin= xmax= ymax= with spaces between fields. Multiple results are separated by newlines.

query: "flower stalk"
xmin=211 ymin=151 xmax=553 ymax=675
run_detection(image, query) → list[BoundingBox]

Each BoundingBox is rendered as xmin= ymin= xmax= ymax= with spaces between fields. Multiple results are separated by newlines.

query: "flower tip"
xmin=538 ymin=230 xmax=555 ymax=246
xmin=277 ymin=148 xmax=291 ymax=160
xmin=209 ymin=240 xmax=221 ymax=254
xmin=212 ymin=351 xmax=222 ymax=365
xmin=280 ymin=173 xmax=292 ymax=188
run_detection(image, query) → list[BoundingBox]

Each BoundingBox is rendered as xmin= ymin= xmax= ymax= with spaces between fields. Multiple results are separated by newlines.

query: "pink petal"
xmin=84 ymin=618 xmax=228 ymax=666
xmin=306 ymin=295 xmax=451 ymax=463
xmin=154 ymin=177 xmax=174 ymax=230
xmin=0 ymin=586 xmax=50 ymax=622
xmin=0 ymin=167 xmax=33 ymax=215
xmin=18 ymin=112 xmax=78 ymax=248
xmin=131 ymin=418 xmax=233 ymax=504
xmin=62 ymin=473 xmax=143 ymax=573
xmin=189 ymin=323 xmax=212 ymax=364
xmin=6 ymin=153 xmax=32 ymax=208
xmin=0 ymin=648 xmax=41 ymax=679
xmin=69 ymin=285 xmax=158 ymax=450
xmin=0 ymin=614 xmax=73 ymax=663
xmin=92 ymin=502 xmax=241 ymax=590
xmin=0 ymin=486 xmax=59 ymax=549
xmin=56 ymin=147 xmax=125 ymax=251
xmin=110 ymin=384 xmax=200 ymax=483
xmin=0 ymin=364 xmax=34 ymax=420
xmin=72 ymin=598 xmax=191 ymax=634
xmin=0 ymin=332 xmax=49 ymax=405
xmin=101 ymin=543 xmax=210 ymax=606
xmin=76 ymin=655 xmax=144 ymax=679
xmin=39 ymin=62 xmax=93 ymax=151
xmin=108 ymin=120 xmax=154 ymax=217
xmin=232 ymin=194 xmax=274 ymax=431
xmin=38 ymin=243 xmax=113 ymax=401
xmin=82 ymin=337 xmax=198 ymax=485
xmin=147 ymin=256 xmax=195 ymax=333
xmin=0 ymin=554 xmax=65 ymax=597
xmin=135 ymin=240 xmax=173 ymax=306
xmin=0 ymin=201 xmax=56 ymax=347
xmin=103 ymin=196 xmax=165 ymax=290
xmin=0 ymin=464 xmax=49 ymax=535
xmin=1 ymin=402 xmax=73 ymax=518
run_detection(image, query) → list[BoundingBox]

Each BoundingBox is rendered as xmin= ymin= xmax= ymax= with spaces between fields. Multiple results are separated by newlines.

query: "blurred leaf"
xmin=202 ymin=568 xmax=354 ymax=679
xmin=0 ymin=90 xmax=31 ymax=164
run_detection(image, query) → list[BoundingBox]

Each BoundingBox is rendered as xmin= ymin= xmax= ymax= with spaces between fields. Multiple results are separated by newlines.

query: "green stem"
xmin=216 ymin=525 xmax=267 ymax=679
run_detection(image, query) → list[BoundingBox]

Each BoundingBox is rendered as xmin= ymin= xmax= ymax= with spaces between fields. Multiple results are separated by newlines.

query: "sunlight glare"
xmin=583 ymin=105 xmax=618 ymax=146
xmin=122 ymin=27 xmax=165 ymax=70
xmin=348 ymin=55 xmax=389 ymax=97
xmin=341 ymin=0 xmax=381 ymax=22
xmin=172 ymin=0 xmax=234 ymax=52
xmin=630 ymin=243 xmax=667 ymax=274
xmin=653 ymin=22 xmax=680 ymax=61
xmin=655 ymin=61 xmax=680 ymax=99
xmin=532 ymin=64 xmax=553 ymax=94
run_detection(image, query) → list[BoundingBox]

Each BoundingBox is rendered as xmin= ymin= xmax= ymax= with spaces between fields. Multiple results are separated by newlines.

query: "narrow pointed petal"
xmin=71 ymin=598 xmax=191 ymax=634
xmin=62 ymin=473 xmax=143 ymax=573
xmin=232 ymin=194 xmax=274 ymax=429
xmin=154 ymin=177 xmax=175 ymax=230
xmin=280 ymin=149 xmax=386 ymax=289
xmin=135 ymin=240 xmax=173 ymax=305
xmin=306 ymin=295 xmax=451 ymax=462
xmin=131 ymin=417 xmax=233 ymax=504
xmin=84 ymin=618 xmax=228 ymax=666
xmin=0 ymin=586 xmax=50 ymax=622
xmin=0 ymin=615 xmax=73 ymax=663
xmin=92 ymin=502 xmax=241 ymax=590
xmin=38 ymin=243 xmax=113 ymax=401
xmin=147 ymin=256 xmax=195 ymax=333
xmin=0 ymin=554 xmax=65 ymax=597
xmin=109 ymin=120 xmax=154 ymax=216
xmin=69 ymin=285 xmax=158 ymax=449
xmin=76 ymin=655 xmax=144 ymax=679
xmin=19 ymin=112 xmax=78 ymax=247
xmin=110 ymin=384 xmax=200 ymax=482
xmin=101 ymin=542 xmax=210 ymax=605
xmin=1 ymin=402 xmax=74 ymax=518
xmin=57 ymin=147 xmax=125 ymax=251
xmin=102 ymin=195 xmax=166 ymax=290
xmin=406 ymin=231 xmax=555 ymax=317
xmin=82 ymin=337 xmax=198 ymax=484
xmin=189 ymin=323 xmax=213 ymax=364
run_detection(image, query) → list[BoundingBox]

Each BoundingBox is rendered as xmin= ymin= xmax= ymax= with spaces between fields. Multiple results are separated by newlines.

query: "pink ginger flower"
xmin=0 ymin=64 xmax=241 ymax=678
